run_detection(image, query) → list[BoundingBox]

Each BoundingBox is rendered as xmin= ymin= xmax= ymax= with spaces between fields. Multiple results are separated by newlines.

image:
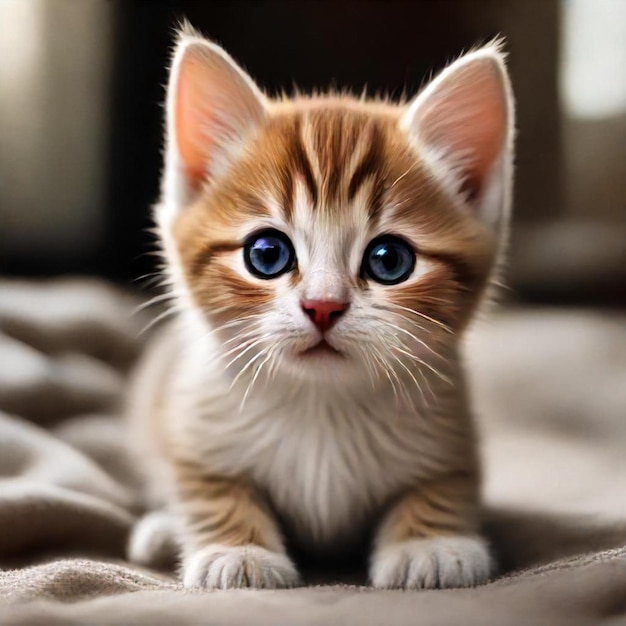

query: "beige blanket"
xmin=1 ymin=278 xmax=625 ymax=624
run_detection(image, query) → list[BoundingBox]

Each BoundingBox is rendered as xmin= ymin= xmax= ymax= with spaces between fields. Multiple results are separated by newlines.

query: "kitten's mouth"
xmin=300 ymin=339 xmax=342 ymax=358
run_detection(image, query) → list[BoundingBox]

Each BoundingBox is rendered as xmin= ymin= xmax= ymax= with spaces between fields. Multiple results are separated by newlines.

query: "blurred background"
xmin=0 ymin=0 xmax=624 ymax=306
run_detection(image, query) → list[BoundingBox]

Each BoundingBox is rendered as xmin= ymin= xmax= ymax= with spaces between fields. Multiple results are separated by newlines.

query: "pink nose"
xmin=301 ymin=299 xmax=349 ymax=333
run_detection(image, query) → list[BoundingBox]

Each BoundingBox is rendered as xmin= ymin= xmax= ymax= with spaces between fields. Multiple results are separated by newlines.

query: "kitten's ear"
xmin=162 ymin=26 xmax=267 ymax=211
xmin=401 ymin=43 xmax=515 ymax=233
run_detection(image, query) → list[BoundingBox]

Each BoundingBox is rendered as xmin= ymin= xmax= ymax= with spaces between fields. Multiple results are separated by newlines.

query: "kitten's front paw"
xmin=183 ymin=544 xmax=300 ymax=589
xmin=370 ymin=536 xmax=491 ymax=589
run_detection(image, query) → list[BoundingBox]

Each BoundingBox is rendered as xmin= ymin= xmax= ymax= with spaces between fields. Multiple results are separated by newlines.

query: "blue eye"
xmin=243 ymin=229 xmax=295 ymax=279
xmin=363 ymin=236 xmax=415 ymax=285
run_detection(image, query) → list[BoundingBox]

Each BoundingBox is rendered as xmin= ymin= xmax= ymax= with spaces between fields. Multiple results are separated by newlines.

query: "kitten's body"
xmin=133 ymin=314 xmax=476 ymax=554
xmin=128 ymin=26 xmax=514 ymax=589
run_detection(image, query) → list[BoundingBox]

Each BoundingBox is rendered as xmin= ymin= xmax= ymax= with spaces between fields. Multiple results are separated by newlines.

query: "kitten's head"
xmin=158 ymin=25 xmax=515 ymax=389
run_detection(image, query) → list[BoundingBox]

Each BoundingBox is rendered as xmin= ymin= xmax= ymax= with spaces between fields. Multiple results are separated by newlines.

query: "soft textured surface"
xmin=0 ymin=278 xmax=625 ymax=624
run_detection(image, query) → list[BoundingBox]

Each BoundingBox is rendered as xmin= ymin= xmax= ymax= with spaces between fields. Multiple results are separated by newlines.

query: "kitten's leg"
xmin=175 ymin=465 xmax=299 ymax=589
xmin=370 ymin=474 xmax=491 ymax=589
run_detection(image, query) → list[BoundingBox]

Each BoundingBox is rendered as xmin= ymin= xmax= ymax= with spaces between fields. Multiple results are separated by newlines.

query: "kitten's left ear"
xmin=401 ymin=42 xmax=515 ymax=234
xmin=161 ymin=25 xmax=267 ymax=215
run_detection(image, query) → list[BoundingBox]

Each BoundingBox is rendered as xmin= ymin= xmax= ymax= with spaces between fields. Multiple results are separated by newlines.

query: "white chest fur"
xmin=172 ymin=351 xmax=468 ymax=551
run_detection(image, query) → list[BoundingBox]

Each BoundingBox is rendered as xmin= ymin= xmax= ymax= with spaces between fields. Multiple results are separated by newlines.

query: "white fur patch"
xmin=183 ymin=544 xmax=300 ymax=589
xmin=370 ymin=536 xmax=491 ymax=589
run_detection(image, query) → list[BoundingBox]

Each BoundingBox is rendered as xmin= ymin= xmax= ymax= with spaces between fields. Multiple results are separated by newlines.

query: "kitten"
xmin=127 ymin=24 xmax=515 ymax=590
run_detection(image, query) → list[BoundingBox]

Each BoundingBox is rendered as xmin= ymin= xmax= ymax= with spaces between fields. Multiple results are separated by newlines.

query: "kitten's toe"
xmin=128 ymin=511 xmax=180 ymax=569
xmin=183 ymin=544 xmax=300 ymax=589
xmin=370 ymin=536 xmax=491 ymax=589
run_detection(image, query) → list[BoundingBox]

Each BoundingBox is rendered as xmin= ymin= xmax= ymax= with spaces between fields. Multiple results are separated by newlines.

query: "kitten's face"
xmin=173 ymin=105 xmax=493 ymax=383
xmin=160 ymin=29 xmax=514 ymax=388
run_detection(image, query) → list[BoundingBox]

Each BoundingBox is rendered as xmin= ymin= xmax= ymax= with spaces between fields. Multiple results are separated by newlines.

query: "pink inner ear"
xmin=418 ymin=59 xmax=508 ymax=201
xmin=172 ymin=42 xmax=265 ymax=194
xmin=175 ymin=50 xmax=216 ymax=189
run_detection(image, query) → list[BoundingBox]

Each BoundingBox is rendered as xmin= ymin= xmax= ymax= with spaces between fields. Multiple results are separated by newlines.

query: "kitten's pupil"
xmin=254 ymin=240 xmax=279 ymax=265
xmin=374 ymin=246 xmax=399 ymax=272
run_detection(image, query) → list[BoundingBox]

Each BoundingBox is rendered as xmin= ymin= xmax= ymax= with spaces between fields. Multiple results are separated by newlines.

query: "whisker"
xmin=379 ymin=319 xmax=444 ymax=362
xmin=222 ymin=334 xmax=272 ymax=371
xmin=369 ymin=345 xmax=404 ymax=408
xmin=133 ymin=292 xmax=176 ymax=315
xmin=221 ymin=323 xmax=266 ymax=346
xmin=240 ymin=346 xmax=275 ymax=410
xmin=217 ymin=334 xmax=266 ymax=361
xmin=383 ymin=302 xmax=453 ymax=334
xmin=230 ymin=346 xmax=269 ymax=391
xmin=391 ymin=352 xmax=425 ymax=406
xmin=204 ymin=314 xmax=266 ymax=339
xmin=391 ymin=315 xmax=430 ymax=336
xmin=390 ymin=344 xmax=452 ymax=386
xmin=132 ymin=275 xmax=169 ymax=291
xmin=265 ymin=342 xmax=289 ymax=383
xmin=139 ymin=306 xmax=180 ymax=336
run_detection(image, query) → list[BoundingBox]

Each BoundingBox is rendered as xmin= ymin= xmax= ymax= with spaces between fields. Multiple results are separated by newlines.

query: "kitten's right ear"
xmin=162 ymin=26 xmax=267 ymax=212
